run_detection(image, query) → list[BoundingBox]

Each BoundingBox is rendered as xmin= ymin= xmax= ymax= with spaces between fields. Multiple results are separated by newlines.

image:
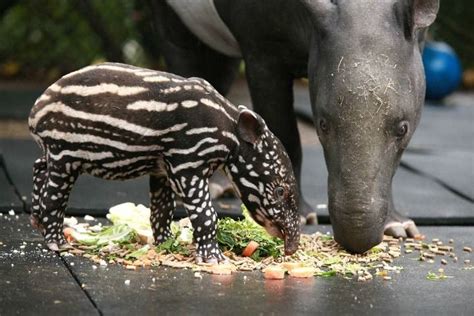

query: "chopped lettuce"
xmin=126 ymin=244 xmax=150 ymax=259
xmin=71 ymin=224 xmax=136 ymax=246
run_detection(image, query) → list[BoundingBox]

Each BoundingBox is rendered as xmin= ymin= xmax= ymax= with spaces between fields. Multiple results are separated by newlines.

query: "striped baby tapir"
xmin=28 ymin=62 xmax=301 ymax=262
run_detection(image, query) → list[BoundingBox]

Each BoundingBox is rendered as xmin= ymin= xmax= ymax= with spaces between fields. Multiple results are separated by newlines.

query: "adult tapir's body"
xmin=154 ymin=0 xmax=440 ymax=252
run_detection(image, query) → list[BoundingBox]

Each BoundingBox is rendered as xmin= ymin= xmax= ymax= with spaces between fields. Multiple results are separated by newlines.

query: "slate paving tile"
xmin=0 ymin=88 xmax=43 ymax=120
xmin=302 ymin=147 xmax=474 ymax=224
xmin=402 ymin=150 xmax=474 ymax=200
xmin=0 ymin=213 xmax=99 ymax=315
xmin=410 ymin=100 xmax=474 ymax=152
xmin=0 ymin=156 xmax=24 ymax=212
xmin=61 ymin=224 xmax=474 ymax=315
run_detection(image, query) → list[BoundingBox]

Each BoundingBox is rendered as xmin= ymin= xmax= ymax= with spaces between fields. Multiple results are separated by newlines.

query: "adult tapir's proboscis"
xmin=155 ymin=0 xmax=440 ymax=253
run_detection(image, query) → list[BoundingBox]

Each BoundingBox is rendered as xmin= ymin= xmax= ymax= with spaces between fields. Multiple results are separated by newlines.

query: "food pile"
xmin=63 ymin=203 xmax=472 ymax=281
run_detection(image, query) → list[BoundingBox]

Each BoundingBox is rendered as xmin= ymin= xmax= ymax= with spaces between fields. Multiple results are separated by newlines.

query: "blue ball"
xmin=422 ymin=42 xmax=462 ymax=100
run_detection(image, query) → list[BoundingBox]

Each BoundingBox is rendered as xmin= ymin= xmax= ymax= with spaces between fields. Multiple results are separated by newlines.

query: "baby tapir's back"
xmin=29 ymin=63 xmax=240 ymax=179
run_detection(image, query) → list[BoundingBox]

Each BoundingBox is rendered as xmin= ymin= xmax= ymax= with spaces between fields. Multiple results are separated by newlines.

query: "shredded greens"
xmin=63 ymin=203 xmax=471 ymax=281
xmin=426 ymin=271 xmax=452 ymax=281
xmin=216 ymin=205 xmax=283 ymax=260
xmin=71 ymin=224 xmax=136 ymax=246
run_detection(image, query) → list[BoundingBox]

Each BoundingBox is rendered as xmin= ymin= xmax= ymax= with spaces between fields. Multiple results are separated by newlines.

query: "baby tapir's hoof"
xmin=30 ymin=214 xmax=43 ymax=231
xmin=46 ymin=242 xmax=73 ymax=252
xmin=195 ymin=240 xmax=227 ymax=264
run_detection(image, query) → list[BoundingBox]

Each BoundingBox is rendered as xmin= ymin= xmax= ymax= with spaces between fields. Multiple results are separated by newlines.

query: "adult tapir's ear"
xmin=237 ymin=109 xmax=265 ymax=144
xmin=413 ymin=0 xmax=439 ymax=29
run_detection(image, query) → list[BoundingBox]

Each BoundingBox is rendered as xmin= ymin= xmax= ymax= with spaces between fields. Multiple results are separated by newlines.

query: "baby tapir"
xmin=28 ymin=62 xmax=300 ymax=262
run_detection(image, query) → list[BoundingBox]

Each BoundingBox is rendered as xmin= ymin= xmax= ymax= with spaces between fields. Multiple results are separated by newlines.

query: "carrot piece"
xmin=288 ymin=267 xmax=315 ymax=278
xmin=414 ymin=234 xmax=426 ymax=241
xmin=263 ymin=266 xmax=286 ymax=280
xmin=63 ymin=227 xmax=75 ymax=242
xmin=242 ymin=241 xmax=260 ymax=257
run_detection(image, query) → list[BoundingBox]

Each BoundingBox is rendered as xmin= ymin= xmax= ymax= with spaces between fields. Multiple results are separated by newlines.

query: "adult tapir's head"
xmin=303 ymin=0 xmax=439 ymax=253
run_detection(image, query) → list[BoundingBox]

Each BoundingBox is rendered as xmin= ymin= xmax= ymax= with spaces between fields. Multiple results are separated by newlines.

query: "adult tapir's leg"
xmin=385 ymin=191 xmax=420 ymax=238
xmin=153 ymin=0 xmax=240 ymax=95
xmin=153 ymin=0 xmax=240 ymax=198
xmin=244 ymin=55 xmax=317 ymax=224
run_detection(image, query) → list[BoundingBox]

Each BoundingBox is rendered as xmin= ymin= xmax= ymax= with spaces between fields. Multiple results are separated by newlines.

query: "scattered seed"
xmin=441 ymin=259 xmax=447 ymax=265
xmin=124 ymin=280 xmax=130 ymax=285
xmin=125 ymin=265 xmax=136 ymax=270
xmin=465 ymin=260 xmax=471 ymax=264
xmin=448 ymin=239 xmax=454 ymax=244
xmin=423 ymin=252 xmax=435 ymax=259
xmin=383 ymin=276 xmax=392 ymax=281
xmin=463 ymin=247 xmax=472 ymax=253
xmin=438 ymin=245 xmax=453 ymax=252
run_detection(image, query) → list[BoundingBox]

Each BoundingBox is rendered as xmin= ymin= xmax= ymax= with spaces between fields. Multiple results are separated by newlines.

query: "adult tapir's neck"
xmin=214 ymin=0 xmax=315 ymax=76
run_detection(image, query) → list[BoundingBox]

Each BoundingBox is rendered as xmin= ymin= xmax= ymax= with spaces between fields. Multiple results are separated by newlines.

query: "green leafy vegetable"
xmin=126 ymin=245 xmax=150 ymax=259
xmin=71 ymin=224 xmax=136 ymax=246
xmin=155 ymin=237 xmax=191 ymax=256
xmin=216 ymin=205 xmax=283 ymax=260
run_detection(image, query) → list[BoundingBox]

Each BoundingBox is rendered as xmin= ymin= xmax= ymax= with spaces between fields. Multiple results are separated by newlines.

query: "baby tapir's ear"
xmin=237 ymin=109 xmax=264 ymax=144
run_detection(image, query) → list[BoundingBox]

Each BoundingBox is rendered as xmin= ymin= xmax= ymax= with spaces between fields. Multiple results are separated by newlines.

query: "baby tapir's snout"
xmin=28 ymin=62 xmax=300 ymax=262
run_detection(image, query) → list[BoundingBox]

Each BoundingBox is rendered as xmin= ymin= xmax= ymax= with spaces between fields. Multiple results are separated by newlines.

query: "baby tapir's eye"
xmin=274 ymin=186 xmax=286 ymax=201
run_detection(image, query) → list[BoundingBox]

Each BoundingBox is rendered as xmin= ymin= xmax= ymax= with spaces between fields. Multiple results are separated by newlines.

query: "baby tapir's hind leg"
xmin=168 ymin=174 xmax=224 ymax=263
xmin=39 ymin=159 xmax=78 ymax=251
xmin=149 ymin=175 xmax=176 ymax=243
xmin=31 ymin=157 xmax=47 ymax=230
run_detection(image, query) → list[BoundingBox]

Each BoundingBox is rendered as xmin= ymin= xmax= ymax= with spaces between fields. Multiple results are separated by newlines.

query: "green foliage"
xmin=0 ymin=0 xmax=138 ymax=80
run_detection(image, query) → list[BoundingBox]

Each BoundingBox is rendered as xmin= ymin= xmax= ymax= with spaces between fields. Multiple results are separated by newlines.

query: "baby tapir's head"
xmin=229 ymin=106 xmax=300 ymax=255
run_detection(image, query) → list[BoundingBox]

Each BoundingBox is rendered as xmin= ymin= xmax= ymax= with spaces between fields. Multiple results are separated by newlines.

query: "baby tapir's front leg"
xmin=149 ymin=175 xmax=175 ymax=243
xmin=168 ymin=173 xmax=224 ymax=263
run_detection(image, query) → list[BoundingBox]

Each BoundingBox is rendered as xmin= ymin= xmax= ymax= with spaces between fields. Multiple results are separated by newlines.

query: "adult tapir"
xmin=152 ymin=0 xmax=439 ymax=253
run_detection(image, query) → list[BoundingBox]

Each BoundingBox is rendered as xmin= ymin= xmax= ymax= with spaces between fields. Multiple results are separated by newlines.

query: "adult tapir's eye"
xmin=319 ymin=118 xmax=329 ymax=134
xmin=396 ymin=121 xmax=409 ymax=138
xmin=274 ymin=186 xmax=286 ymax=201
